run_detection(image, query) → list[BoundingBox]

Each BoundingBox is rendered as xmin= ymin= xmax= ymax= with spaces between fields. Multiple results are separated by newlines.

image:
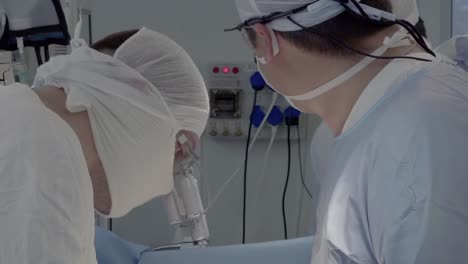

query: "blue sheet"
xmin=140 ymin=237 xmax=313 ymax=264
xmin=95 ymin=227 xmax=148 ymax=264
xmin=95 ymin=227 xmax=313 ymax=264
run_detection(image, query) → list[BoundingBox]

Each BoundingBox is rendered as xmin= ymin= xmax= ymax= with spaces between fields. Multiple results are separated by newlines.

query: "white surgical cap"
xmin=391 ymin=0 xmax=419 ymax=25
xmin=235 ymin=0 xmax=420 ymax=32
xmin=114 ymin=28 xmax=210 ymax=137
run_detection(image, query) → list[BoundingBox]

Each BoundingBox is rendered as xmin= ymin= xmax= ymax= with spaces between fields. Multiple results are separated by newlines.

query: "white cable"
xmin=16 ymin=37 xmax=24 ymax=54
xmin=205 ymin=93 xmax=279 ymax=213
xmin=252 ymin=125 xmax=278 ymax=210
xmin=248 ymin=93 xmax=278 ymax=152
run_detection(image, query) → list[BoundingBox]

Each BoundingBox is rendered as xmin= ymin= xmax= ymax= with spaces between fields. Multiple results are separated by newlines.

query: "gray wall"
xmin=453 ymin=0 xmax=468 ymax=35
xmin=418 ymin=0 xmax=452 ymax=45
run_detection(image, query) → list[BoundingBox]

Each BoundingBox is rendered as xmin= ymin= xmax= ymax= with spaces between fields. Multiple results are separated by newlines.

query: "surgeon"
xmin=0 ymin=27 xmax=209 ymax=263
xmin=229 ymin=0 xmax=468 ymax=263
xmin=309 ymin=8 xmax=429 ymax=236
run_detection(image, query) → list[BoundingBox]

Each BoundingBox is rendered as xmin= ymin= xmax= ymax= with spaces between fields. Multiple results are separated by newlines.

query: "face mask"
xmin=257 ymin=30 xmax=411 ymax=112
xmin=256 ymin=62 xmax=300 ymax=110
xmin=33 ymin=43 xmax=178 ymax=219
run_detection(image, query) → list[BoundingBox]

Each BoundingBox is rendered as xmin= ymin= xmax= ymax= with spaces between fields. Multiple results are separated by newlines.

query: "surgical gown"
xmin=0 ymin=84 xmax=97 ymax=263
xmin=311 ymin=52 xmax=468 ymax=263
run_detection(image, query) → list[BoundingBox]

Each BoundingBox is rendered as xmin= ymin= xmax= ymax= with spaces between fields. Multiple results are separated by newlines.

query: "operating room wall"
xmin=91 ymin=0 xmax=319 ymax=247
xmin=418 ymin=0 xmax=452 ymax=46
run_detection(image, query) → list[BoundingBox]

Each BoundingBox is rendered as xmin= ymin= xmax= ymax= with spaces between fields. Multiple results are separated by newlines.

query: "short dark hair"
xmin=91 ymin=29 xmax=139 ymax=52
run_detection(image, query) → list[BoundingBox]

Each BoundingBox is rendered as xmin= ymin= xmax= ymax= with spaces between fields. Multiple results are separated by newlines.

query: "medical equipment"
xmin=205 ymin=63 xmax=309 ymax=243
xmin=207 ymin=62 xmax=306 ymax=140
xmin=162 ymin=134 xmax=210 ymax=248
xmin=0 ymin=0 xmax=74 ymax=61
xmin=0 ymin=0 xmax=82 ymax=85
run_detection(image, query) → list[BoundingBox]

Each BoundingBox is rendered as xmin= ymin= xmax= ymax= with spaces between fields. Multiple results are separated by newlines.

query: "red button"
xmin=232 ymin=67 xmax=240 ymax=74
xmin=222 ymin=67 xmax=230 ymax=74
xmin=213 ymin=67 xmax=220 ymax=73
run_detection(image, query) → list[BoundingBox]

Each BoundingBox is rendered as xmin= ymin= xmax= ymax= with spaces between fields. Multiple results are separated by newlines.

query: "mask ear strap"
xmin=256 ymin=26 xmax=280 ymax=65
xmin=286 ymin=30 xmax=410 ymax=101
xmin=268 ymin=26 xmax=280 ymax=56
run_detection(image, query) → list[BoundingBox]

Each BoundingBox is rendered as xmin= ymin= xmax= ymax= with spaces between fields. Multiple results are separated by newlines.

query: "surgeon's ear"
xmin=254 ymin=24 xmax=275 ymax=63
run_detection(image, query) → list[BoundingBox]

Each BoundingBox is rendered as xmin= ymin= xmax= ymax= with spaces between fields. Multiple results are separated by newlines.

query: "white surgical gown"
xmin=311 ymin=51 xmax=468 ymax=263
xmin=0 ymin=84 xmax=97 ymax=263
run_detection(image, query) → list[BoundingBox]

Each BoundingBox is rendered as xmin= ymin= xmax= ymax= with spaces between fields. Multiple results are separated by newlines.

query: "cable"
xmin=282 ymin=125 xmax=292 ymax=239
xmin=205 ymin=94 xmax=278 ymax=213
xmin=242 ymin=90 xmax=258 ymax=244
xmin=248 ymin=93 xmax=279 ymax=152
xmin=35 ymin=47 xmax=43 ymax=66
xmin=44 ymin=46 xmax=50 ymax=62
xmin=252 ymin=126 xmax=278 ymax=212
xmin=341 ymin=0 xmax=435 ymax=57
xmin=297 ymin=125 xmax=313 ymax=199
xmin=340 ymin=0 xmax=433 ymax=55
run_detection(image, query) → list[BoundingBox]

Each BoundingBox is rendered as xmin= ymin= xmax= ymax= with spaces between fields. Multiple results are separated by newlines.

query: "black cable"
xmin=282 ymin=125 xmax=292 ymax=240
xmin=346 ymin=0 xmax=370 ymax=18
xmin=44 ymin=46 xmax=50 ymax=62
xmin=242 ymin=90 xmax=258 ymax=244
xmin=396 ymin=19 xmax=433 ymax=55
xmin=288 ymin=17 xmax=431 ymax=62
xmin=339 ymin=0 xmax=435 ymax=57
xmin=35 ymin=47 xmax=44 ymax=66
xmin=297 ymin=125 xmax=313 ymax=200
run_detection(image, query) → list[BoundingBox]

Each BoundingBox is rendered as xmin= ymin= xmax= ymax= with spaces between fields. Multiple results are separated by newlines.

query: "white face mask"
xmin=257 ymin=30 xmax=412 ymax=112
xmin=256 ymin=62 xmax=299 ymax=110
